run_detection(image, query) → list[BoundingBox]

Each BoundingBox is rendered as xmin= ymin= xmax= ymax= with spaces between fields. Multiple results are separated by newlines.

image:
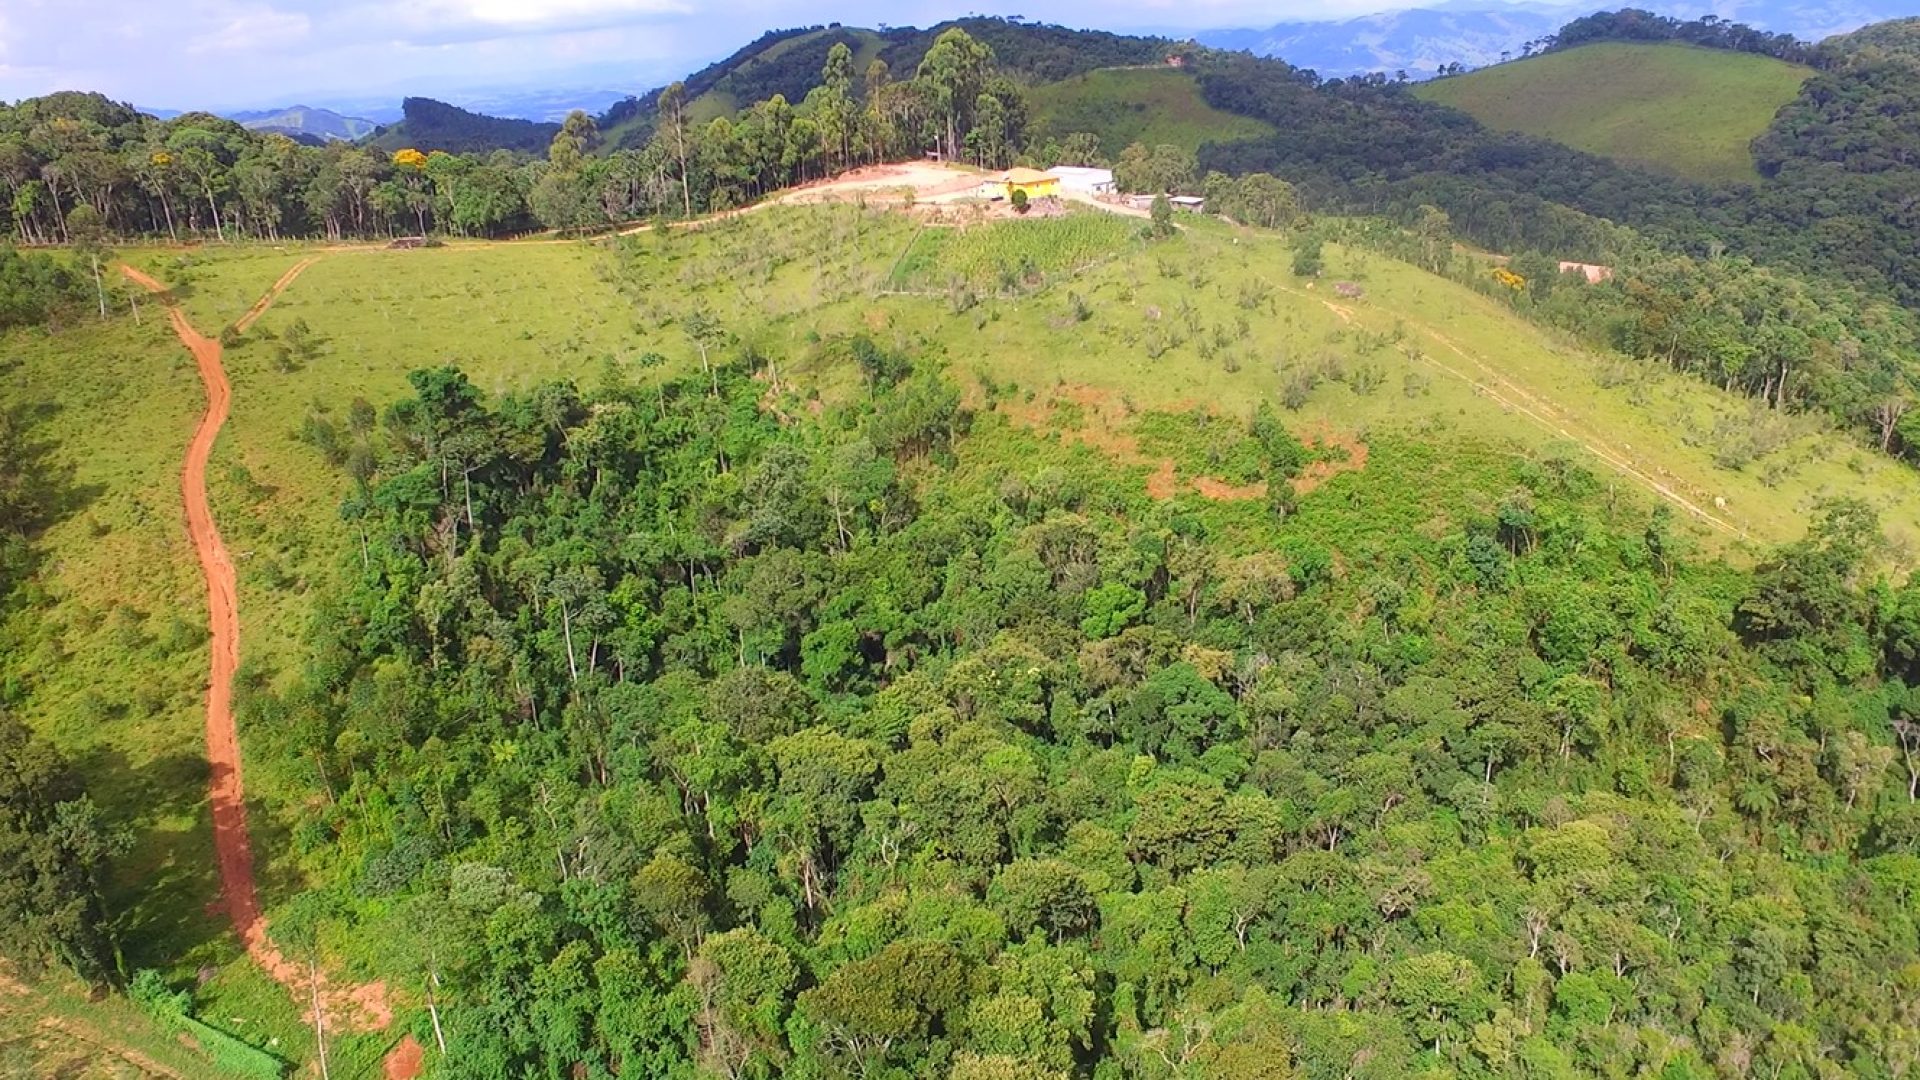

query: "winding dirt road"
xmin=120 ymin=260 xmax=391 ymax=1034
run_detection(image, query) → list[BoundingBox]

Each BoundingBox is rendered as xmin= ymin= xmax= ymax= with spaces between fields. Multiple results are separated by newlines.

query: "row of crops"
xmin=885 ymin=211 xmax=1143 ymax=293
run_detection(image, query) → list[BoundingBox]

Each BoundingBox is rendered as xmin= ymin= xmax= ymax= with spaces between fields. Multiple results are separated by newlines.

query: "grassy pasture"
xmin=1415 ymin=42 xmax=1812 ymax=184
xmin=1029 ymin=67 xmax=1275 ymax=157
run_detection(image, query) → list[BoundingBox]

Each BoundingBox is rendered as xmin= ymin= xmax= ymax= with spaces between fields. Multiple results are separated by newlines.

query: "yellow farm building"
xmin=983 ymin=168 xmax=1061 ymax=200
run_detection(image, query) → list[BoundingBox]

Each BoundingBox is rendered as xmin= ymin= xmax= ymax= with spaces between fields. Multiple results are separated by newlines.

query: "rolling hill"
xmin=367 ymin=96 xmax=560 ymax=154
xmin=228 ymin=104 xmax=376 ymax=141
xmin=1414 ymin=41 xmax=1814 ymax=183
xmin=1198 ymin=0 xmax=1915 ymax=77
xmin=1028 ymin=67 xmax=1275 ymax=158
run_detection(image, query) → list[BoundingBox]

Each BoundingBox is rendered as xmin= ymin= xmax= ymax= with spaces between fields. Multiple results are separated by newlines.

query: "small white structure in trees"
xmin=1051 ymin=166 xmax=1117 ymax=195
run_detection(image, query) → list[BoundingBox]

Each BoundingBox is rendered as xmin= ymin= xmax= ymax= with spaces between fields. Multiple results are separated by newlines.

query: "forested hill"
xmin=597 ymin=18 xmax=1173 ymax=149
xmin=1821 ymin=15 xmax=1920 ymax=66
xmin=1195 ymin=16 xmax=1920 ymax=308
xmin=368 ymin=97 xmax=560 ymax=155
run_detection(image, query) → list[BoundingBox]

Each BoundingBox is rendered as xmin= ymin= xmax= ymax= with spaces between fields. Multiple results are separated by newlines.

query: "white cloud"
xmin=191 ymin=7 xmax=314 ymax=55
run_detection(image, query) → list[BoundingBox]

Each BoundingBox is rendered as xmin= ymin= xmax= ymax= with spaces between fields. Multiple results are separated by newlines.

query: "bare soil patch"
xmin=384 ymin=1034 xmax=426 ymax=1079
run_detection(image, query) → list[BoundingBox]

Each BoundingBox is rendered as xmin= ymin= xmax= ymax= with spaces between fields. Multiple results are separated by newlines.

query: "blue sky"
xmin=0 ymin=0 xmax=1435 ymax=110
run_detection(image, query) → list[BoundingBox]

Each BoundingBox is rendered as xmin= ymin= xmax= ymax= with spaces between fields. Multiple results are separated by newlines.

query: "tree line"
xmin=1544 ymin=10 xmax=1821 ymax=66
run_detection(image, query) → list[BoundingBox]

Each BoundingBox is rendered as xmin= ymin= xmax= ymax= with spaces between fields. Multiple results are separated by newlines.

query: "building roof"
xmin=1051 ymin=166 xmax=1115 ymax=182
xmin=1001 ymin=167 xmax=1059 ymax=184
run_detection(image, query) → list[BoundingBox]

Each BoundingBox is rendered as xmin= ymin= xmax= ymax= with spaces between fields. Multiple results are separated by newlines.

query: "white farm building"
xmin=1050 ymin=166 xmax=1117 ymax=195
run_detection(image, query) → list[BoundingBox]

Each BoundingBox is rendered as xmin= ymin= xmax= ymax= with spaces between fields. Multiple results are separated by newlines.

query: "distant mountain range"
xmin=1197 ymin=4 xmax=1575 ymax=77
xmin=1193 ymin=0 xmax=1916 ymax=77
xmin=229 ymin=105 xmax=377 ymax=141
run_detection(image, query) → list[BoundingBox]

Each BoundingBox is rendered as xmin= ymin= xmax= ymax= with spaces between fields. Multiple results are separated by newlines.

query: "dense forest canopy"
xmin=228 ymin=310 xmax=1920 ymax=1076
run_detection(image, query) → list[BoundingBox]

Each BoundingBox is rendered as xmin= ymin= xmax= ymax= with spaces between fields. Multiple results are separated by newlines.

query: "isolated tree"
xmin=1150 ymin=194 xmax=1174 ymax=237
xmin=166 ymin=126 xmax=234 ymax=241
xmin=1292 ymin=235 xmax=1324 ymax=277
xmin=1058 ymin=131 xmax=1105 ymax=167
xmin=1115 ymin=142 xmax=1195 ymax=195
xmin=1415 ymin=203 xmax=1453 ymax=272
xmin=657 ymin=82 xmax=694 ymax=217
xmin=1235 ymin=173 xmax=1300 ymax=229
xmin=391 ymin=148 xmax=432 ymax=235
xmin=548 ymin=111 xmax=595 ymax=173
xmin=813 ymin=42 xmax=859 ymax=172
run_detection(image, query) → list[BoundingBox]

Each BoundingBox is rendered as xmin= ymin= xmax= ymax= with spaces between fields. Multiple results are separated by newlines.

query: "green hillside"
xmin=1415 ymin=42 xmax=1813 ymax=183
xmin=1029 ymin=67 xmax=1274 ymax=157
xmin=368 ymin=95 xmax=558 ymax=154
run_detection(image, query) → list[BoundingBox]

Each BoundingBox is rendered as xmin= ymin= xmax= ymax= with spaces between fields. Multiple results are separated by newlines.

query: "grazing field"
xmin=1028 ymin=67 xmax=1276 ymax=157
xmin=1415 ymin=42 xmax=1813 ymax=183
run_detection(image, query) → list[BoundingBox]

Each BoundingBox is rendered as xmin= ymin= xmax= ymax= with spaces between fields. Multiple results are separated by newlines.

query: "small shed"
xmin=1168 ymin=195 xmax=1207 ymax=213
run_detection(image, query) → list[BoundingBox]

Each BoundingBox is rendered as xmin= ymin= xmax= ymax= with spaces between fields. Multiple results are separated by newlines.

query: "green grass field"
xmin=14 ymin=196 xmax=1920 ymax=1074
xmin=1415 ymin=42 xmax=1812 ymax=184
xmin=1029 ymin=67 xmax=1275 ymax=158
xmin=0 ymin=964 xmax=267 ymax=1079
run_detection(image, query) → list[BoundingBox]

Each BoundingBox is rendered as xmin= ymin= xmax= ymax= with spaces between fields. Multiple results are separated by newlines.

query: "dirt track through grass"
xmin=117 ymin=260 xmax=390 ymax=1036
xmin=1270 ymin=278 xmax=1743 ymax=536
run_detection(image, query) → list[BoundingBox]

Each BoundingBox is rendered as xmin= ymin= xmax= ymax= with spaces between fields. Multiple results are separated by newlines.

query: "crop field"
xmin=1415 ymin=42 xmax=1812 ymax=184
xmin=886 ymin=213 xmax=1146 ymax=292
xmin=1029 ymin=67 xmax=1275 ymax=157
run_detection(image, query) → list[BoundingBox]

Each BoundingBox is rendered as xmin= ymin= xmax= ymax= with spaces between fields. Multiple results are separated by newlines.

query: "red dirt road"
xmin=120 ymin=261 xmax=391 ymax=1033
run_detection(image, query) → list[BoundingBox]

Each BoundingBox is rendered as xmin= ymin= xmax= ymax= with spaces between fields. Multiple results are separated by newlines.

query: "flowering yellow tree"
xmin=390 ymin=149 xmax=432 ymax=235
xmin=1491 ymin=267 xmax=1526 ymax=292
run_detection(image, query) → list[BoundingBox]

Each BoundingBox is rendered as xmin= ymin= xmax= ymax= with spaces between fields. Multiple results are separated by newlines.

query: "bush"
xmin=1150 ymin=195 xmax=1175 ymax=237
xmin=1292 ymin=237 xmax=1324 ymax=278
